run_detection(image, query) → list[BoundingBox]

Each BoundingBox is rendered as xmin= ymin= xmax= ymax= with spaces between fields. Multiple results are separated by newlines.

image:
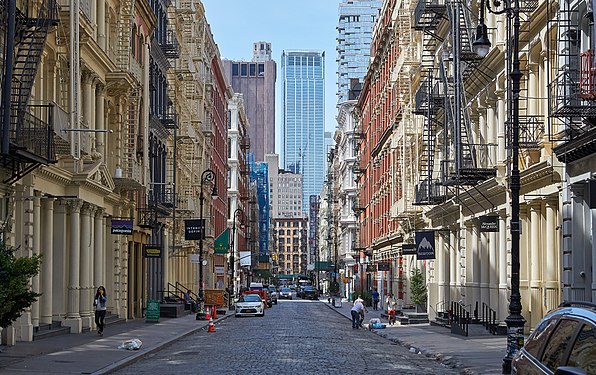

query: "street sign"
xmin=184 ymin=219 xmax=204 ymax=240
xmin=146 ymin=299 xmax=160 ymax=323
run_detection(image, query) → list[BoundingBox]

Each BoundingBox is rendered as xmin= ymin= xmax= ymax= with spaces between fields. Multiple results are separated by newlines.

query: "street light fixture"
xmin=473 ymin=0 xmax=525 ymax=373
xmin=198 ymin=169 xmax=217 ymax=314
xmin=230 ymin=208 xmax=244 ymax=305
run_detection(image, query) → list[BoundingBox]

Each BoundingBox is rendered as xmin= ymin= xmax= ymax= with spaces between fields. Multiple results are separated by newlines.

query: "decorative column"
xmin=480 ymin=231 xmax=490 ymax=305
xmin=82 ymin=70 xmax=93 ymax=155
xmin=96 ymin=83 xmax=106 ymax=158
xmin=544 ymin=198 xmax=559 ymax=311
xmin=79 ymin=203 xmax=94 ymax=329
xmin=31 ymin=195 xmax=41 ymax=328
xmin=529 ymin=201 xmax=542 ymax=327
xmin=489 ymin=229 xmax=498 ymax=309
xmin=437 ymin=231 xmax=447 ymax=305
xmin=496 ymin=88 xmax=507 ymax=168
xmin=477 ymin=98 xmax=487 ymax=168
xmin=40 ymin=198 xmax=55 ymax=325
xmin=450 ymin=228 xmax=457 ymax=300
xmin=64 ymin=200 xmax=83 ymax=333
xmin=499 ymin=211 xmax=509 ymax=321
xmin=485 ymin=95 xmax=497 ymax=167
xmin=97 ymin=0 xmax=106 ymax=50
xmin=14 ymin=184 xmax=34 ymax=341
xmin=94 ymin=208 xmax=105 ymax=288
xmin=465 ymin=221 xmax=480 ymax=307
xmin=52 ymin=200 xmax=67 ymax=318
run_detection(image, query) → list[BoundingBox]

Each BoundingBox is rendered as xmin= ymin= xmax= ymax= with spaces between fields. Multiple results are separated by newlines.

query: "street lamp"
xmin=230 ymin=208 xmax=244 ymax=305
xmin=327 ymin=226 xmax=338 ymax=298
xmin=473 ymin=0 xmax=525 ymax=373
xmin=198 ymin=169 xmax=217 ymax=314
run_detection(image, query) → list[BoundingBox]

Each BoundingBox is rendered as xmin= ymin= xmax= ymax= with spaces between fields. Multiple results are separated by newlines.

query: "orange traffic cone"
xmin=205 ymin=309 xmax=211 ymax=321
xmin=207 ymin=317 xmax=215 ymax=333
xmin=212 ymin=306 xmax=217 ymax=319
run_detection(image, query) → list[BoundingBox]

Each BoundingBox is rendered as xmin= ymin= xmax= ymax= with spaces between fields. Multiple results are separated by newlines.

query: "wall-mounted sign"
xmin=415 ymin=230 xmax=436 ymax=260
xmin=239 ymin=251 xmax=251 ymax=267
xmin=184 ymin=219 xmax=204 ymax=240
xmin=143 ymin=244 xmax=162 ymax=258
xmin=479 ymin=215 xmax=499 ymax=232
xmin=214 ymin=266 xmax=225 ymax=274
xmin=190 ymin=254 xmax=200 ymax=264
xmin=402 ymin=244 xmax=417 ymax=255
xmin=377 ymin=263 xmax=390 ymax=271
xmin=111 ymin=219 xmax=133 ymax=235
xmin=366 ymin=264 xmax=377 ymax=272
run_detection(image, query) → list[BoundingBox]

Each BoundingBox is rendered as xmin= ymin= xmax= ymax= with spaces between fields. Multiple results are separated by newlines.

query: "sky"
xmin=202 ymin=0 xmax=340 ymax=155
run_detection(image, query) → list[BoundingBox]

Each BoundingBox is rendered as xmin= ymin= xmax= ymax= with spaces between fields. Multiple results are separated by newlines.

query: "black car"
xmin=511 ymin=301 xmax=596 ymax=375
xmin=301 ymin=286 xmax=319 ymax=300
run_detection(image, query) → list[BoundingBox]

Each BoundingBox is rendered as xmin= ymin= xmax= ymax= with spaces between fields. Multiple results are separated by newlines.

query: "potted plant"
xmin=410 ymin=268 xmax=427 ymax=313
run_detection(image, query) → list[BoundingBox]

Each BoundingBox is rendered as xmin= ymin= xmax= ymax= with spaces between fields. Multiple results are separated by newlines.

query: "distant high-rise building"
xmin=266 ymin=154 xmax=303 ymax=219
xmin=337 ymin=0 xmax=381 ymax=103
xmin=281 ymin=50 xmax=325 ymax=212
xmin=223 ymin=42 xmax=276 ymax=162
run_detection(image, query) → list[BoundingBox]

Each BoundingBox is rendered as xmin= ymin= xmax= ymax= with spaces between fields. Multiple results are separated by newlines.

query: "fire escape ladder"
xmin=413 ymin=0 xmax=447 ymax=78
xmin=11 ymin=0 xmax=56 ymax=123
xmin=117 ymin=0 xmax=135 ymax=71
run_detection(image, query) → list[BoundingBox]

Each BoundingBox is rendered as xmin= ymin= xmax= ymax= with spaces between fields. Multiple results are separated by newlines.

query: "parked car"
xmin=279 ymin=287 xmax=292 ymax=300
xmin=235 ymin=294 xmax=265 ymax=317
xmin=268 ymin=286 xmax=278 ymax=305
xmin=301 ymin=286 xmax=319 ymax=300
xmin=511 ymin=301 xmax=596 ymax=375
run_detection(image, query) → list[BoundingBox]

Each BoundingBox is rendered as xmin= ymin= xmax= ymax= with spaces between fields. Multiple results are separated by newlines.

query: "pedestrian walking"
xmin=386 ymin=293 xmax=397 ymax=325
xmin=372 ymin=289 xmax=380 ymax=310
xmin=351 ymin=296 xmax=366 ymax=329
xmin=94 ymin=286 xmax=107 ymax=336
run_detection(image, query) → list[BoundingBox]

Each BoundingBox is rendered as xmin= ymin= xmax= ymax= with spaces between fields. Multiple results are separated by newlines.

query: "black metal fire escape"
xmin=0 ymin=0 xmax=57 ymax=184
xmin=550 ymin=0 xmax=596 ymax=161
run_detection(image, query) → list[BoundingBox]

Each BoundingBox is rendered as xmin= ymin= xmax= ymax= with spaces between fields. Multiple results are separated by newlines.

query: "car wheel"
xmin=259 ymin=312 xmax=265 ymax=317
xmin=235 ymin=314 xmax=240 ymax=318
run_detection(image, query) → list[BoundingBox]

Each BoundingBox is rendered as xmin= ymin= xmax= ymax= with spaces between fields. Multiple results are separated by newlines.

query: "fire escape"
xmin=413 ymin=0 xmax=502 ymax=205
xmin=550 ymin=0 xmax=596 ymax=161
xmin=0 ymin=0 xmax=57 ymax=184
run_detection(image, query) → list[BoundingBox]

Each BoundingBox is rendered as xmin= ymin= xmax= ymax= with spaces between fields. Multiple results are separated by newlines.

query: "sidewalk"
xmin=0 ymin=312 xmax=231 ymax=375
xmin=324 ymin=297 xmax=506 ymax=375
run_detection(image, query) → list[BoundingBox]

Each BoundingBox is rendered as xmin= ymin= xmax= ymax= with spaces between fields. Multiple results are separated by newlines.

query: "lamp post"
xmin=230 ymin=208 xmax=243 ymax=305
xmin=198 ymin=169 xmax=217 ymax=314
xmin=327 ymin=226 xmax=338 ymax=299
xmin=473 ymin=1 xmax=525 ymax=373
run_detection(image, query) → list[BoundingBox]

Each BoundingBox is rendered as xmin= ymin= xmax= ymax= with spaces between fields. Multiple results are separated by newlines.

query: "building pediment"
xmin=72 ymin=161 xmax=115 ymax=194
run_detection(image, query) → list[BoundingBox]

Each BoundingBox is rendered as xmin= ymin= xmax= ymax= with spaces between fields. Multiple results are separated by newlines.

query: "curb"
xmin=93 ymin=313 xmax=233 ymax=375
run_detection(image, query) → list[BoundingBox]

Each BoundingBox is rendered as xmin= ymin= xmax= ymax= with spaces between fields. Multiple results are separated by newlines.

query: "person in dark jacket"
xmin=94 ymin=286 xmax=107 ymax=336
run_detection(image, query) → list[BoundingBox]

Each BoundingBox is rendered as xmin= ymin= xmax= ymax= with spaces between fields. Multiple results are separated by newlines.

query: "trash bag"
xmin=118 ymin=338 xmax=143 ymax=350
xmin=369 ymin=318 xmax=381 ymax=325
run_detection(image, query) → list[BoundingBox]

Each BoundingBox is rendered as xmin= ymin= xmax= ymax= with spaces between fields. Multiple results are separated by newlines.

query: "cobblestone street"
xmin=114 ymin=300 xmax=460 ymax=375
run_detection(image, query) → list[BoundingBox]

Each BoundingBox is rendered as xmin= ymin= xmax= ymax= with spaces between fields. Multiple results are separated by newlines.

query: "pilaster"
xmin=64 ymin=199 xmax=82 ymax=333
xmin=40 ymin=198 xmax=55 ymax=325
xmin=544 ymin=198 xmax=559 ymax=311
xmin=529 ymin=200 xmax=542 ymax=327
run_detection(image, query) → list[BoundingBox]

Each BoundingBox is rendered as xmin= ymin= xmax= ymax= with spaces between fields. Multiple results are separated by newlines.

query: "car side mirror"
xmin=555 ymin=367 xmax=588 ymax=375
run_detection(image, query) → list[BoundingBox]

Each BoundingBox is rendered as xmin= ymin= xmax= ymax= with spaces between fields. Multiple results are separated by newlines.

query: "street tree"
xmin=0 ymin=240 xmax=41 ymax=328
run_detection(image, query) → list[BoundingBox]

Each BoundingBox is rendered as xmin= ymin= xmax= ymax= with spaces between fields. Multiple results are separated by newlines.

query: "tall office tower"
xmin=337 ymin=0 xmax=382 ymax=103
xmin=222 ymin=42 xmax=276 ymax=162
xmin=281 ymin=50 xmax=325 ymax=212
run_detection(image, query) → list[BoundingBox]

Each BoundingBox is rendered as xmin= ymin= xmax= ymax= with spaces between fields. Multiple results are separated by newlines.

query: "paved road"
xmin=114 ymin=299 xmax=459 ymax=375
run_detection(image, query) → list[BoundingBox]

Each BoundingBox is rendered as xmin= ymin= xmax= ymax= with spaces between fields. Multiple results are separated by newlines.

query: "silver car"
xmin=279 ymin=287 xmax=292 ymax=300
xmin=235 ymin=294 xmax=265 ymax=317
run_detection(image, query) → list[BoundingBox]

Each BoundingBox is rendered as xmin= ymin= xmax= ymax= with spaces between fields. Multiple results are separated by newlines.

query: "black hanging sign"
xmin=111 ymin=219 xmax=133 ymax=235
xmin=377 ymin=263 xmax=390 ymax=271
xmin=143 ymin=244 xmax=162 ymax=258
xmin=415 ymin=230 xmax=436 ymax=260
xmin=479 ymin=215 xmax=499 ymax=232
xmin=402 ymin=244 xmax=417 ymax=255
xmin=184 ymin=219 xmax=205 ymax=240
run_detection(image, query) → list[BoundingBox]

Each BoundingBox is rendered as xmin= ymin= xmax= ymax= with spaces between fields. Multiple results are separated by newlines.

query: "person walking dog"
xmin=94 ymin=286 xmax=107 ymax=336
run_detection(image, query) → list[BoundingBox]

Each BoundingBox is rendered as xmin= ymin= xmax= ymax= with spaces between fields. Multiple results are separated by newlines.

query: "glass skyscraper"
xmin=337 ymin=0 xmax=382 ymax=103
xmin=281 ymin=50 xmax=325 ymax=212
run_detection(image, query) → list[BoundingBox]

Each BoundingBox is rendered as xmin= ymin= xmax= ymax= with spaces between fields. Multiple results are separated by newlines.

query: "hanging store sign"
xmin=415 ymin=230 xmax=436 ymax=260
xmin=479 ymin=215 xmax=499 ymax=232
xmin=377 ymin=263 xmax=390 ymax=271
xmin=111 ymin=219 xmax=133 ymax=235
xmin=184 ymin=219 xmax=205 ymax=240
xmin=143 ymin=244 xmax=162 ymax=258
xmin=239 ymin=251 xmax=252 ymax=267
xmin=214 ymin=228 xmax=229 ymax=254
xmin=402 ymin=244 xmax=417 ymax=255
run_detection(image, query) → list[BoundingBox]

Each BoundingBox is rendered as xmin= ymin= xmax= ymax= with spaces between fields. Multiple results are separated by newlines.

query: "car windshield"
xmin=240 ymin=294 xmax=261 ymax=302
xmin=281 ymin=288 xmax=291 ymax=292
xmin=303 ymin=286 xmax=314 ymax=291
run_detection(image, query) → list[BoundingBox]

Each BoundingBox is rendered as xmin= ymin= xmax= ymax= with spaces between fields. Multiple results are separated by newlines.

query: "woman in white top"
xmin=94 ymin=286 xmax=107 ymax=336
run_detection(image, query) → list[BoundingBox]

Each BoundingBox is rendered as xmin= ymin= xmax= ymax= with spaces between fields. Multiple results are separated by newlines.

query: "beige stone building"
xmin=0 ymin=0 xmax=228 ymax=345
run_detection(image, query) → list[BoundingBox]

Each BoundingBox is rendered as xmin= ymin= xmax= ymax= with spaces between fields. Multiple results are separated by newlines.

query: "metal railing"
xmin=481 ymin=302 xmax=498 ymax=335
xmin=450 ymin=301 xmax=471 ymax=336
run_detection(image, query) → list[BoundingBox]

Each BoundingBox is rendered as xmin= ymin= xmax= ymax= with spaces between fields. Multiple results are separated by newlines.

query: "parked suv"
xmin=511 ymin=301 xmax=596 ymax=375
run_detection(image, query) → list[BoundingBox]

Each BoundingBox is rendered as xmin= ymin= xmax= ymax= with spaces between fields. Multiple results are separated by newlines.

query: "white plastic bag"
xmin=118 ymin=338 xmax=143 ymax=350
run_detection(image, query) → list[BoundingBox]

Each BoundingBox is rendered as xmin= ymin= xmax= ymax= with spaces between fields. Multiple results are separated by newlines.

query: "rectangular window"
xmin=249 ymin=63 xmax=256 ymax=76
xmin=232 ymin=63 xmax=239 ymax=76
xmin=241 ymin=64 xmax=248 ymax=76
xmin=258 ymin=64 xmax=265 ymax=76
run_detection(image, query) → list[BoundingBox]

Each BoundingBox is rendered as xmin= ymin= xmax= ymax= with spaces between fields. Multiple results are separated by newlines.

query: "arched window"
xmin=131 ymin=26 xmax=136 ymax=54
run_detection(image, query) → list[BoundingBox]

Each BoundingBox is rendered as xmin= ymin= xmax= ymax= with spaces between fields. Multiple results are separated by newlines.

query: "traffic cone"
xmin=212 ymin=306 xmax=217 ymax=319
xmin=205 ymin=309 xmax=211 ymax=320
xmin=207 ymin=317 xmax=215 ymax=333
